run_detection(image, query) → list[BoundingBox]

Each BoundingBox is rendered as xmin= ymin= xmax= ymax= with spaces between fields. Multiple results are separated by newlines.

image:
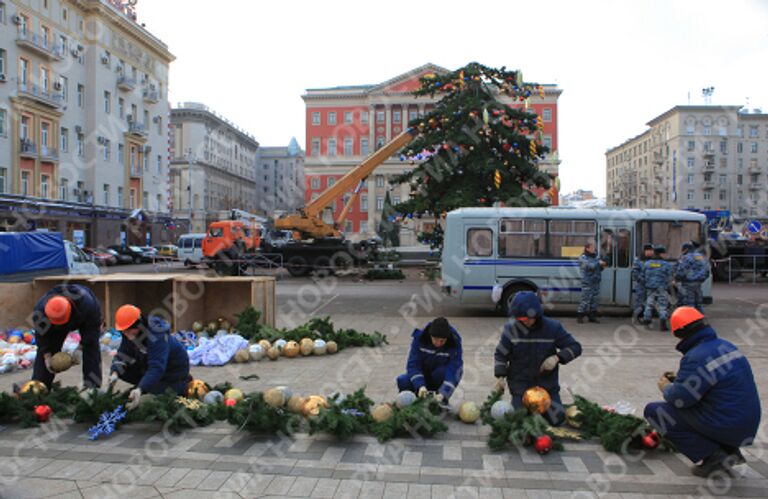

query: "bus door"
xmin=462 ymin=224 xmax=496 ymax=304
xmin=598 ymin=226 xmax=633 ymax=306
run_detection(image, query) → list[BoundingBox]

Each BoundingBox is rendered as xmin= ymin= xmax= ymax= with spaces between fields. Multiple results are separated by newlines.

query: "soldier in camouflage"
xmin=643 ymin=245 xmax=673 ymax=331
xmin=632 ymin=243 xmax=655 ymax=323
xmin=674 ymin=242 xmax=710 ymax=312
xmin=577 ymin=242 xmax=607 ymax=324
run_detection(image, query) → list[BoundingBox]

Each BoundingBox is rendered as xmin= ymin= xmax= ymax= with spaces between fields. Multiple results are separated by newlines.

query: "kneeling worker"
xmin=396 ymin=317 xmax=463 ymax=404
xmin=110 ymin=304 xmax=191 ymax=409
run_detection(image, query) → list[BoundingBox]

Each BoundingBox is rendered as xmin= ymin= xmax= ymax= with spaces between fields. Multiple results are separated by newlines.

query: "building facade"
xmin=256 ymin=138 xmax=304 ymax=217
xmin=303 ymin=63 xmax=562 ymax=246
xmin=606 ymin=105 xmax=767 ymax=218
xmin=0 ymin=0 xmax=181 ymax=246
xmin=169 ymin=102 xmax=259 ymax=233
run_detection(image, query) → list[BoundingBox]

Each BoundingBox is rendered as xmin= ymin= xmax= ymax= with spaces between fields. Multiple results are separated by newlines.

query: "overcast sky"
xmin=138 ymin=0 xmax=768 ymax=198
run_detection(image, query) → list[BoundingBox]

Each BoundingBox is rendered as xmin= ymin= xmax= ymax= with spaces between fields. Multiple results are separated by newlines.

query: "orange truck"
xmin=202 ymin=218 xmax=261 ymax=275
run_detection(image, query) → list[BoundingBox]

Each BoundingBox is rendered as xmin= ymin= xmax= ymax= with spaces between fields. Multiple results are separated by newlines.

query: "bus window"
xmin=601 ymin=229 xmax=614 ymax=267
xmin=194 ymin=237 xmax=202 ymax=248
xmin=499 ymin=218 xmax=546 ymax=257
xmin=467 ymin=228 xmax=493 ymax=257
xmin=637 ymin=220 xmax=701 ymax=260
xmin=549 ymin=220 xmax=596 ymax=258
xmin=616 ymin=228 xmax=631 ymax=268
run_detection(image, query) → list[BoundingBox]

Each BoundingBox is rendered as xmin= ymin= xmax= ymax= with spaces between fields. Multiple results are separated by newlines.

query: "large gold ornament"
xmin=234 ymin=348 xmax=250 ymax=363
xmin=283 ymin=341 xmax=300 ymax=358
xmin=50 ymin=352 xmax=74 ymax=373
xmin=326 ymin=341 xmax=338 ymax=354
xmin=301 ymin=395 xmax=329 ymax=417
xmin=224 ymin=388 xmax=244 ymax=402
xmin=19 ymin=380 xmax=48 ymax=396
xmin=267 ymin=346 xmax=280 ymax=360
xmin=371 ymin=403 xmax=394 ymax=423
xmin=258 ymin=339 xmax=272 ymax=351
xmin=458 ymin=402 xmax=481 ymax=424
xmin=522 ymin=386 xmax=551 ymax=415
xmin=299 ymin=338 xmax=314 ymax=356
xmin=565 ymin=405 xmax=582 ymax=428
xmin=264 ymin=388 xmax=286 ymax=408
xmin=287 ymin=395 xmax=306 ymax=413
xmin=186 ymin=379 xmax=209 ymax=399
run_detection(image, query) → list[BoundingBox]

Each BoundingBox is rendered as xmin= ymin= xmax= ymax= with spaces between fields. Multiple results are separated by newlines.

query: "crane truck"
xmin=203 ymin=128 xmax=417 ymax=276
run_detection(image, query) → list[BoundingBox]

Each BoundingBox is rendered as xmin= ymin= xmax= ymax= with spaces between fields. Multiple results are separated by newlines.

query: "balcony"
xmin=19 ymin=139 xmax=37 ymax=158
xmin=702 ymin=149 xmax=715 ymax=158
xmin=128 ymin=122 xmax=147 ymax=137
xmin=17 ymin=82 xmax=63 ymax=108
xmin=39 ymin=146 xmax=58 ymax=161
xmin=749 ymin=182 xmax=761 ymax=190
xmin=16 ymin=32 xmax=64 ymax=61
xmin=703 ymin=162 xmax=715 ymax=170
xmin=748 ymin=165 xmax=761 ymax=174
xmin=653 ymin=152 xmax=665 ymax=164
xmin=130 ymin=166 xmax=143 ymax=178
xmin=117 ymin=75 xmax=137 ymax=91
xmin=702 ymin=180 xmax=715 ymax=189
xmin=143 ymin=89 xmax=159 ymax=104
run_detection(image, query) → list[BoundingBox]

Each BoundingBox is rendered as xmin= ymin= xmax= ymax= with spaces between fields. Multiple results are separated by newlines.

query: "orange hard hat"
xmin=670 ymin=307 xmax=705 ymax=337
xmin=44 ymin=296 xmax=72 ymax=325
xmin=115 ymin=304 xmax=141 ymax=331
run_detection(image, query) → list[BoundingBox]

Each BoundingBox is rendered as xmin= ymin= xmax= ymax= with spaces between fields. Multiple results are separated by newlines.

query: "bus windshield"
xmin=637 ymin=220 xmax=702 ymax=259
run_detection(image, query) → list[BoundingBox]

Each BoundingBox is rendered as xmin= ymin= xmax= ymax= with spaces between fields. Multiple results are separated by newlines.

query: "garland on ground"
xmin=480 ymin=391 xmax=563 ymax=452
xmin=364 ymin=269 xmax=405 ymax=280
xmin=308 ymin=389 xmax=374 ymax=440
xmin=369 ymin=398 xmax=447 ymax=443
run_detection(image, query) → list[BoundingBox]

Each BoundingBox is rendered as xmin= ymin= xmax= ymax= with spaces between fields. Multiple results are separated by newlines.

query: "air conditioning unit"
xmin=100 ymin=54 xmax=109 ymax=65
xmin=0 ymin=74 xmax=6 ymax=82
xmin=152 ymin=116 xmax=160 ymax=123
xmin=75 ymin=125 xmax=82 ymax=134
xmin=12 ymin=15 xmax=22 ymax=25
xmin=53 ymin=81 xmax=62 ymax=90
xmin=97 ymin=136 xmax=106 ymax=145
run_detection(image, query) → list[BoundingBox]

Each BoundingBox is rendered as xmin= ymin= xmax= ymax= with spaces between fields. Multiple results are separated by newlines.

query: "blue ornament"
xmin=88 ymin=405 xmax=127 ymax=440
xmin=399 ymin=155 xmax=406 ymax=161
xmin=435 ymin=82 xmax=442 ymax=87
xmin=407 ymin=213 xmax=413 ymax=219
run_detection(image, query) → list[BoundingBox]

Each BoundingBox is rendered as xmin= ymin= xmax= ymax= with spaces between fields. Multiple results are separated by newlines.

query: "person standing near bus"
xmin=577 ymin=242 xmax=607 ymax=323
xmin=642 ymin=245 xmax=673 ymax=331
xmin=675 ymin=242 xmax=710 ymax=312
xmin=632 ymin=244 xmax=655 ymax=323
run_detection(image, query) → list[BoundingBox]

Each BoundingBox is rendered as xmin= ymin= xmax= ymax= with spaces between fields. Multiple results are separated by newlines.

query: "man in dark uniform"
xmin=31 ymin=284 xmax=103 ymax=388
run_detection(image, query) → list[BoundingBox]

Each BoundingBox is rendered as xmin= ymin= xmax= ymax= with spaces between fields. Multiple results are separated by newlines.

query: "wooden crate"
xmin=32 ymin=275 xmax=107 ymax=324
xmin=90 ymin=274 xmax=176 ymax=329
xmin=0 ymin=282 xmax=35 ymax=328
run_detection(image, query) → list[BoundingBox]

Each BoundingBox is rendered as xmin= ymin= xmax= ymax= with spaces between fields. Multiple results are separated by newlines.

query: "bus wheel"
xmin=499 ymin=284 xmax=535 ymax=317
xmin=286 ymin=256 xmax=310 ymax=277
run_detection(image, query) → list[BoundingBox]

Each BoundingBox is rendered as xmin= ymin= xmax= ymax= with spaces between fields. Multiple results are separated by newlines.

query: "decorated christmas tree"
xmin=392 ymin=62 xmax=552 ymax=249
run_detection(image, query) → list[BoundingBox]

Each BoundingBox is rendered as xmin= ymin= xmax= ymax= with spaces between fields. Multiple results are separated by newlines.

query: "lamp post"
xmin=187 ymin=148 xmax=195 ymax=231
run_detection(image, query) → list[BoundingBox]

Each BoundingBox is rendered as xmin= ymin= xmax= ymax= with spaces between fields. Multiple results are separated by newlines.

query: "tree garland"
xmin=480 ymin=391 xmax=563 ymax=452
xmin=308 ymin=389 xmax=374 ymax=440
xmin=369 ymin=398 xmax=447 ymax=443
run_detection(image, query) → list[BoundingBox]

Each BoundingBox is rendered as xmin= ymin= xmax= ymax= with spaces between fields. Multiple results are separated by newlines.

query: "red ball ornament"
xmin=225 ymin=398 xmax=237 ymax=407
xmin=534 ymin=435 xmax=553 ymax=454
xmin=642 ymin=431 xmax=661 ymax=450
xmin=479 ymin=197 xmax=486 ymax=203
xmin=502 ymin=143 xmax=512 ymax=152
xmin=34 ymin=404 xmax=53 ymax=423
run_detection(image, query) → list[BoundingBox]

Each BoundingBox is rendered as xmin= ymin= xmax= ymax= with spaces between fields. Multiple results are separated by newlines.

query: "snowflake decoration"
xmin=341 ymin=408 xmax=366 ymax=417
xmin=87 ymin=405 xmax=127 ymax=441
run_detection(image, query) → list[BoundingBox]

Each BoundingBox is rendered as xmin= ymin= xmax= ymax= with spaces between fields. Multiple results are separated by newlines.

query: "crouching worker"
xmin=644 ymin=307 xmax=761 ymax=477
xmin=110 ymin=304 xmax=191 ymax=409
xmin=494 ymin=291 xmax=582 ymax=425
xmin=396 ymin=317 xmax=463 ymax=404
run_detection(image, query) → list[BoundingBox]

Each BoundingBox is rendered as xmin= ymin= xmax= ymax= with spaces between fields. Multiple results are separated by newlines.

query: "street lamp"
xmin=187 ymin=148 xmax=195 ymax=230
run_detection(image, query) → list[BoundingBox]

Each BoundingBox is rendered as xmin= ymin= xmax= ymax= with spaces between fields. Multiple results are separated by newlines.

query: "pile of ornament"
xmin=237 ymin=337 xmax=339 ymax=363
xmin=0 ymin=328 xmax=38 ymax=375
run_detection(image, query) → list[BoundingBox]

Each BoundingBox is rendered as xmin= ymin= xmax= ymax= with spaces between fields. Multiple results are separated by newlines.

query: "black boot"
xmin=588 ymin=313 xmax=600 ymax=323
xmin=659 ymin=319 xmax=669 ymax=332
xmin=577 ymin=313 xmax=584 ymax=324
xmin=722 ymin=446 xmax=746 ymax=465
xmin=692 ymin=450 xmax=731 ymax=477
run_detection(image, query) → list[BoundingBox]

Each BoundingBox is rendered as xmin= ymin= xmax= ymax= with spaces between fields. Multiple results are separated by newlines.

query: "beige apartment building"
xmin=169 ymin=103 xmax=259 ymax=233
xmin=0 ymin=0 xmax=179 ymax=246
xmin=606 ymin=105 xmax=767 ymax=219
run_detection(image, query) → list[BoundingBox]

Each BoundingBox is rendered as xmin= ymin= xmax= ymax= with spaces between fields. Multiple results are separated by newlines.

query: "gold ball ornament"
xmin=302 ymin=395 xmax=329 ymax=417
xmin=50 ymin=352 xmax=73 ymax=373
xmin=19 ymin=380 xmax=48 ymax=396
xmin=458 ymin=402 xmax=481 ymax=424
xmin=258 ymin=339 xmax=271 ymax=351
xmin=565 ymin=405 xmax=582 ymax=428
xmin=185 ymin=379 xmax=209 ymax=399
xmin=224 ymin=388 xmax=244 ymax=402
xmin=326 ymin=341 xmax=338 ymax=354
xmin=263 ymin=388 xmax=286 ymax=408
xmin=267 ymin=346 xmax=280 ymax=360
xmin=287 ymin=394 xmax=306 ymax=413
xmin=234 ymin=348 xmax=250 ymax=363
xmin=283 ymin=341 xmax=300 ymax=358
xmin=299 ymin=338 xmax=314 ymax=356
xmin=371 ymin=403 xmax=394 ymax=423
xmin=522 ymin=386 xmax=552 ymax=415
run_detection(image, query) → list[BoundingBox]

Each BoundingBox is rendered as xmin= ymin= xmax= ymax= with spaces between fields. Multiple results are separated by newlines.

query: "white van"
xmin=177 ymin=233 xmax=206 ymax=267
xmin=0 ymin=232 xmax=99 ymax=282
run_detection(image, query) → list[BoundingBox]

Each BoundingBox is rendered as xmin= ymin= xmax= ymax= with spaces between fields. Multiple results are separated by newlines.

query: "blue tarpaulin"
xmin=0 ymin=232 xmax=68 ymax=275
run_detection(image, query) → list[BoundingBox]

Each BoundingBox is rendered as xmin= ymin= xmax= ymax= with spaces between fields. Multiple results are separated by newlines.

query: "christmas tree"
xmin=392 ymin=62 xmax=552 ymax=249
xmin=377 ymin=191 xmax=400 ymax=248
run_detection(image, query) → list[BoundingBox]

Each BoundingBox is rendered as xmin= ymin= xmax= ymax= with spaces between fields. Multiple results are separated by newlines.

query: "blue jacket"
xmin=643 ymin=258 xmax=672 ymax=290
xmin=32 ymin=284 xmax=102 ymax=354
xmin=494 ymin=292 xmax=582 ymax=394
xmin=111 ymin=316 xmax=190 ymax=392
xmin=675 ymin=251 xmax=710 ymax=283
xmin=579 ymin=252 xmax=602 ymax=286
xmin=663 ymin=326 xmax=761 ymax=447
xmin=405 ymin=322 xmax=463 ymax=399
xmin=631 ymin=256 xmax=647 ymax=287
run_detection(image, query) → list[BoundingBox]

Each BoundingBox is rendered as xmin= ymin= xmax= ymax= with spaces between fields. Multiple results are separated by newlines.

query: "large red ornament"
xmin=534 ymin=435 xmax=553 ymax=454
xmin=34 ymin=404 xmax=53 ymax=422
xmin=642 ymin=431 xmax=661 ymax=450
xmin=225 ymin=398 xmax=237 ymax=407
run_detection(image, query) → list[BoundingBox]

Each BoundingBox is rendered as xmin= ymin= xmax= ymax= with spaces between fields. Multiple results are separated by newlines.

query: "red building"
xmin=302 ymin=64 xmax=561 ymax=245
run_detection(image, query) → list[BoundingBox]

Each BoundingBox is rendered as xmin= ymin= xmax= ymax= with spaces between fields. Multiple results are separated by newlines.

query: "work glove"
xmin=657 ymin=374 xmax=671 ymax=393
xmin=417 ymin=386 xmax=428 ymax=399
xmin=540 ymin=355 xmax=560 ymax=373
xmin=127 ymin=387 xmax=142 ymax=410
xmin=43 ymin=354 xmax=55 ymax=375
xmin=434 ymin=393 xmax=445 ymax=404
xmin=108 ymin=372 xmax=119 ymax=387
xmin=494 ymin=377 xmax=506 ymax=394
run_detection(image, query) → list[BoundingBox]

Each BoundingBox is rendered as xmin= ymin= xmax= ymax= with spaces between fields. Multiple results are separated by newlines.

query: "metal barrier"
xmin=724 ymin=254 xmax=768 ymax=284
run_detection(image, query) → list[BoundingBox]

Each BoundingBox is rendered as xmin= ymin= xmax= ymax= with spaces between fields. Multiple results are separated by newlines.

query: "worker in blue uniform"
xmin=675 ymin=242 xmax=710 ymax=312
xmin=632 ymin=244 xmax=655 ymax=323
xmin=577 ymin=242 xmax=607 ymax=323
xmin=642 ymin=245 xmax=673 ymax=331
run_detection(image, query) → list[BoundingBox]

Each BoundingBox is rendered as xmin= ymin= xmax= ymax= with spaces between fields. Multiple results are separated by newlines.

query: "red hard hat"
xmin=115 ymin=304 xmax=141 ymax=331
xmin=670 ymin=307 xmax=705 ymax=336
xmin=44 ymin=296 xmax=72 ymax=325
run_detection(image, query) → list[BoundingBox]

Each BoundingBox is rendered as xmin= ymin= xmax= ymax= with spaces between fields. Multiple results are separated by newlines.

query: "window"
xmin=543 ymin=136 xmax=552 ymax=150
xmin=375 ymin=175 xmax=385 ymax=188
xmin=118 ymin=98 xmax=124 ymax=118
xmin=704 ymin=141 xmax=712 ymax=152
xmin=737 ymin=174 xmax=743 ymax=185
xmin=142 ymin=191 xmax=148 ymax=209
xmin=687 ymin=140 xmax=695 ymax=151
xmin=19 ymin=58 xmax=28 ymax=85
xmin=360 ymin=138 xmax=369 ymax=156
xmin=0 ymin=168 xmax=6 ymax=194
xmin=327 ymin=138 xmax=336 ymax=156
xmin=719 ymin=190 xmax=727 ymax=201
xmin=104 ymin=91 xmax=111 ymax=114
xmin=376 ymin=137 xmax=385 ymax=149
xmin=703 ymin=126 xmax=711 ymax=136
xmin=21 ymin=172 xmax=29 ymax=196
xmin=311 ymin=177 xmax=320 ymax=189
xmin=360 ymin=111 xmax=369 ymax=124
xmin=637 ymin=220 xmax=701 ymax=260
xmin=311 ymin=138 xmax=320 ymax=156
xmin=703 ymin=192 xmax=712 ymax=201
xmin=344 ymin=111 xmax=353 ymax=124
xmin=409 ymin=110 xmax=418 ymax=122
xmin=687 ymin=191 xmax=694 ymax=201
xmin=549 ymin=220 xmax=596 ymax=258
xmin=750 ymin=142 xmax=758 ymax=153
xmin=40 ymin=67 xmax=49 ymax=91
xmin=361 ymin=197 xmax=368 ymax=212
xmin=59 ymin=34 xmax=67 ymax=53
xmin=467 ymin=228 xmax=493 ymax=257
xmin=59 ymin=178 xmax=68 ymax=201
xmin=498 ymin=218 xmax=547 ymax=258
xmin=393 ymin=196 xmax=400 ymax=205
xmin=62 ymin=8 xmax=68 ymax=21
xmin=143 ymin=110 xmax=149 ymax=128
xmin=327 ymin=177 xmax=335 ymax=188
xmin=58 ymin=76 xmax=68 ymax=101
xmin=0 ymin=3 xmax=4 ymax=24
xmin=687 ymin=157 xmax=694 ymax=168
xmin=376 ymin=111 xmax=385 ymax=123
xmin=60 ymin=127 xmax=68 ymax=152
xmin=156 ymin=117 xmax=162 ymax=135
xmin=328 ymin=112 xmax=336 ymax=125
xmin=156 ymin=154 xmax=162 ymax=173
xmin=542 ymin=108 xmax=552 ymax=122
xmin=687 ymin=174 xmax=694 ymax=184
xmin=41 ymin=175 xmax=50 ymax=198
xmin=20 ymin=116 xmax=29 ymax=140
xmin=376 ymin=196 xmax=384 ymax=211
xmin=117 ymin=187 xmax=123 ymax=206
xmin=41 ymin=122 xmax=49 ymax=149
xmin=77 ymin=84 xmax=84 ymax=108
xmin=343 ymin=137 xmax=353 ymax=156
xmin=18 ymin=14 xmax=28 ymax=36
xmin=0 ymin=49 xmax=5 ymax=77
xmin=103 ymin=140 xmax=110 ymax=161
xmin=77 ymin=133 xmax=84 ymax=157
xmin=719 ymin=126 xmax=727 ymax=136
xmin=129 ymin=189 xmax=136 ymax=209
xmin=749 ymin=126 xmax=759 ymax=138
xmin=118 ymin=143 xmax=124 ymax=165
xmin=393 ymin=110 xmax=401 ymax=124
xmin=0 ymin=109 xmax=6 ymax=137
xmin=41 ymin=26 xmax=50 ymax=47
xmin=344 ymin=221 xmax=353 ymax=233
xmin=737 ymin=142 xmax=743 ymax=153
xmin=719 ymin=174 xmax=727 ymax=185
xmin=720 ymin=140 xmax=727 ymax=154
